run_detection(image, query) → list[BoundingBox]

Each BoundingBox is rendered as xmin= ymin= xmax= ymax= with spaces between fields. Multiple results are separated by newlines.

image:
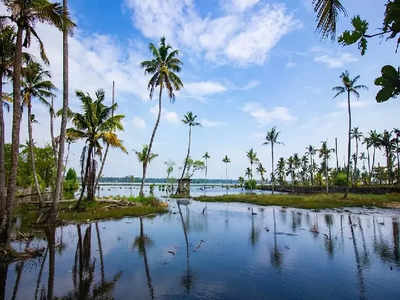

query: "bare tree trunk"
xmin=335 ymin=137 xmax=339 ymax=170
xmin=140 ymin=86 xmax=163 ymax=196
xmin=76 ymin=144 xmax=92 ymax=209
xmin=28 ymin=100 xmax=44 ymax=206
xmin=0 ymin=75 xmax=5 ymax=215
xmin=178 ymin=126 xmax=192 ymax=194
xmin=354 ymin=137 xmax=359 ymax=185
xmin=367 ymin=147 xmax=371 ymax=183
xmin=344 ymin=91 xmax=351 ymax=199
xmin=52 ymin=0 xmax=69 ymax=218
xmin=62 ymin=141 xmax=71 ymax=178
xmin=1 ymin=25 xmax=23 ymax=247
xmin=95 ymin=81 xmax=115 ymax=191
xmin=49 ymin=97 xmax=57 ymax=165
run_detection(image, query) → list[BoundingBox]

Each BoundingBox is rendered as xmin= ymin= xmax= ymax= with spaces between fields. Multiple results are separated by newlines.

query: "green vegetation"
xmin=63 ymin=168 xmax=79 ymax=199
xmin=195 ymin=193 xmax=400 ymax=209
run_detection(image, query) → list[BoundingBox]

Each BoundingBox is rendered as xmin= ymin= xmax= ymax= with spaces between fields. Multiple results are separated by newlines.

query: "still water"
xmin=2 ymin=189 xmax=400 ymax=299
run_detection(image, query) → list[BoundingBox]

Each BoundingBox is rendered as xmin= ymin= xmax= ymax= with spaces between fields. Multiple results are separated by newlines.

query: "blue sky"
xmin=2 ymin=0 xmax=399 ymax=179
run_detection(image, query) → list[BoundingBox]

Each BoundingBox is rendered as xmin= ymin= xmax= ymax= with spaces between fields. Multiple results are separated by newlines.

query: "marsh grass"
xmin=195 ymin=193 xmax=400 ymax=209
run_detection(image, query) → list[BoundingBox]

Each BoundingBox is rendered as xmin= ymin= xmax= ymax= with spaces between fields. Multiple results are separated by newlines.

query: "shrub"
xmin=334 ymin=172 xmax=348 ymax=186
xmin=64 ymin=168 xmax=79 ymax=199
xmin=244 ymin=179 xmax=257 ymax=190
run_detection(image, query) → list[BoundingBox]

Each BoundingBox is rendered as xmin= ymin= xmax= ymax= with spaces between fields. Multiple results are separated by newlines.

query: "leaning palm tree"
xmin=0 ymin=24 xmax=16 ymax=214
xmin=177 ymin=112 xmax=200 ymax=194
xmin=67 ymin=90 xmax=126 ymax=208
xmin=333 ymin=71 xmax=367 ymax=198
xmin=140 ymin=37 xmax=183 ymax=196
xmin=222 ymin=155 xmax=231 ymax=181
xmin=256 ymin=162 xmax=266 ymax=183
xmin=202 ymin=152 xmax=210 ymax=180
xmin=135 ymin=145 xmax=158 ymax=185
xmin=1 ymin=0 xmax=74 ymax=245
xmin=246 ymin=148 xmax=258 ymax=180
xmin=313 ymin=0 xmax=347 ymax=39
xmin=350 ymin=127 xmax=363 ymax=185
xmin=21 ymin=61 xmax=55 ymax=206
xmin=263 ymin=127 xmax=282 ymax=194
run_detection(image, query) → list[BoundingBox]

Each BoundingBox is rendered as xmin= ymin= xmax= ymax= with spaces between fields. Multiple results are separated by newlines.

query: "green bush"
xmin=64 ymin=168 xmax=79 ymax=199
xmin=334 ymin=172 xmax=348 ymax=186
xmin=244 ymin=179 xmax=257 ymax=190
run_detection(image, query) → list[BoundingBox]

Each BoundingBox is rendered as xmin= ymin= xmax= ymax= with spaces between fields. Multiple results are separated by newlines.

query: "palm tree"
xmin=67 ymin=90 xmax=126 ymax=207
xmin=333 ymin=71 xmax=367 ymax=198
xmin=313 ymin=0 xmax=347 ymax=39
xmin=256 ymin=162 xmax=266 ymax=183
xmin=202 ymin=152 xmax=210 ymax=180
xmin=277 ymin=157 xmax=286 ymax=185
xmin=362 ymin=136 xmax=372 ymax=180
xmin=21 ymin=61 xmax=55 ymax=206
xmin=305 ymin=145 xmax=317 ymax=185
xmin=164 ymin=160 xmax=175 ymax=179
xmin=319 ymin=141 xmax=334 ymax=193
xmin=264 ymin=127 xmax=282 ymax=194
xmin=286 ymin=156 xmax=295 ymax=187
xmin=1 ymin=0 xmax=73 ymax=245
xmin=393 ymin=128 xmax=400 ymax=182
xmin=135 ymin=145 xmax=158 ymax=184
xmin=140 ymin=37 xmax=183 ymax=196
xmin=350 ymin=127 xmax=363 ymax=185
xmin=0 ymin=24 xmax=16 ymax=215
xmin=293 ymin=153 xmax=301 ymax=183
xmin=53 ymin=0 xmax=75 ymax=220
xmin=379 ymin=130 xmax=395 ymax=184
xmin=246 ymin=148 xmax=258 ymax=180
xmin=245 ymin=167 xmax=252 ymax=180
xmin=177 ymin=112 xmax=200 ymax=194
xmin=222 ymin=155 xmax=231 ymax=181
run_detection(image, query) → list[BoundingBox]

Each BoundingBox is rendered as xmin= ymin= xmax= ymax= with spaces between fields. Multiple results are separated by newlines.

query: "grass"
xmin=194 ymin=193 xmax=400 ymax=209
xmin=14 ymin=197 xmax=167 ymax=233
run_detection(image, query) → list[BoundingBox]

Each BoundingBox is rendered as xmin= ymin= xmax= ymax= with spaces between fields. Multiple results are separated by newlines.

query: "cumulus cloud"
xmin=336 ymin=100 xmax=370 ymax=109
xmin=124 ymin=0 xmax=299 ymax=65
xmin=182 ymin=81 xmax=227 ymax=99
xmin=314 ymin=53 xmax=358 ymax=68
xmin=201 ymin=119 xmax=228 ymax=128
xmin=132 ymin=116 xmax=146 ymax=129
xmin=242 ymin=102 xmax=295 ymax=125
xmin=221 ymin=0 xmax=260 ymax=12
xmin=150 ymin=106 xmax=179 ymax=124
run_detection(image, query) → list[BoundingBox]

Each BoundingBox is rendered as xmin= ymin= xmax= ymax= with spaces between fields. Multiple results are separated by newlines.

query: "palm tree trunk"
xmin=325 ymin=155 xmax=329 ymax=193
xmin=178 ymin=126 xmax=192 ymax=194
xmin=140 ymin=85 xmax=163 ymax=196
xmin=95 ymin=81 xmax=115 ymax=191
xmin=271 ymin=143 xmax=275 ymax=195
xmin=52 ymin=0 xmax=69 ymax=219
xmin=0 ymin=74 xmax=6 ymax=215
xmin=344 ymin=91 xmax=351 ymax=199
xmin=372 ymin=147 xmax=376 ymax=180
xmin=28 ymin=100 xmax=44 ymax=206
xmin=49 ymin=98 xmax=57 ymax=164
xmin=396 ymin=141 xmax=400 ymax=183
xmin=367 ymin=147 xmax=371 ymax=183
xmin=76 ymin=143 xmax=93 ymax=209
xmin=335 ymin=137 xmax=339 ymax=170
xmin=354 ymin=138 xmax=359 ymax=185
xmin=1 ymin=25 xmax=23 ymax=247
xmin=63 ymin=141 xmax=71 ymax=178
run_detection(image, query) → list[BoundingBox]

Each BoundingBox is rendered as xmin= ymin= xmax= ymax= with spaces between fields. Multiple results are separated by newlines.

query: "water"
xmin=2 ymin=192 xmax=400 ymax=299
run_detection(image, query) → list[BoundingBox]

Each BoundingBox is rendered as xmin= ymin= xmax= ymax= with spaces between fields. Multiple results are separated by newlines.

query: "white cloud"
xmin=132 ymin=116 xmax=146 ymax=129
xmin=150 ymin=106 xmax=179 ymax=124
xmin=336 ymin=100 xmax=370 ymax=109
xmin=221 ymin=0 xmax=260 ymax=12
xmin=182 ymin=81 xmax=227 ymax=99
xmin=286 ymin=61 xmax=296 ymax=68
xmin=201 ymin=119 xmax=227 ymax=128
xmin=314 ymin=53 xmax=358 ymax=68
xmin=124 ymin=0 xmax=298 ymax=65
xmin=242 ymin=102 xmax=295 ymax=125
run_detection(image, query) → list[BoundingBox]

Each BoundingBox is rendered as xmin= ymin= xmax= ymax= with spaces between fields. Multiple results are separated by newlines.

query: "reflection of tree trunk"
xmin=34 ymin=247 xmax=48 ymax=300
xmin=95 ymin=222 xmax=105 ymax=283
xmin=357 ymin=217 xmax=369 ymax=263
xmin=139 ymin=218 xmax=154 ymax=299
xmin=178 ymin=203 xmax=189 ymax=259
xmin=11 ymin=241 xmax=31 ymax=300
xmin=0 ymin=263 xmax=8 ymax=300
xmin=348 ymin=216 xmax=366 ymax=300
xmin=393 ymin=220 xmax=399 ymax=262
xmin=46 ymin=226 xmax=56 ymax=300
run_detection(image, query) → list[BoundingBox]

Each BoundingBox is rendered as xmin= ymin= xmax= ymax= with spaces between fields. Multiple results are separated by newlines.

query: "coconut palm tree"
xmin=333 ymin=71 xmax=367 ymax=198
xmin=277 ymin=157 xmax=286 ymax=185
xmin=52 ymin=0 xmax=75 ymax=219
xmin=305 ymin=145 xmax=317 ymax=185
xmin=245 ymin=167 xmax=252 ymax=180
xmin=0 ymin=24 xmax=16 ymax=214
xmin=1 ymin=0 xmax=74 ymax=245
xmin=378 ymin=130 xmax=395 ymax=184
xmin=393 ymin=128 xmax=400 ymax=182
xmin=319 ymin=141 xmax=334 ymax=193
xmin=263 ymin=127 xmax=282 ymax=194
xmin=202 ymin=152 xmax=210 ymax=180
xmin=256 ymin=162 xmax=266 ymax=183
xmin=140 ymin=37 xmax=183 ymax=196
xmin=21 ymin=61 xmax=55 ymax=206
xmin=286 ymin=156 xmax=295 ymax=187
xmin=246 ymin=148 xmax=258 ymax=180
xmin=350 ymin=127 xmax=363 ymax=185
xmin=222 ymin=155 xmax=231 ymax=181
xmin=67 ymin=90 xmax=126 ymax=207
xmin=313 ymin=0 xmax=347 ymax=39
xmin=362 ymin=136 xmax=372 ymax=180
xmin=177 ymin=112 xmax=200 ymax=194
xmin=135 ymin=145 xmax=158 ymax=184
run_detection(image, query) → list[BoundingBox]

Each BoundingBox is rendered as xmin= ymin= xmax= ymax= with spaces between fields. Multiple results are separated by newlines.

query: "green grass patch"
xmin=194 ymin=193 xmax=400 ymax=209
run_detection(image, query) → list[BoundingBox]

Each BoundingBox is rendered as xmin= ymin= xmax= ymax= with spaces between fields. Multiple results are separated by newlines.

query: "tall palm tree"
xmin=305 ymin=145 xmax=317 ymax=185
xmin=393 ymin=128 xmax=400 ymax=182
xmin=350 ymin=127 xmax=363 ymax=185
xmin=140 ymin=37 xmax=183 ymax=196
xmin=67 ymin=90 xmax=126 ymax=207
xmin=319 ymin=141 xmax=334 ymax=193
xmin=362 ymin=136 xmax=372 ymax=180
xmin=245 ymin=167 xmax=252 ymax=180
xmin=277 ymin=157 xmax=286 ymax=185
xmin=52 ymin=0 xmax=75 ymax=220
xmin=379 ymin=130 xmax=395 ymax=184
xmin=1 ymin=0 xmax=73 ymax=245
xmin=178 ymin=112 xmax=200 ymax=194
xmin=246 ymin=148 xmax=258 ymax=180
xmin=135 ymin=145 xmax=158 ymax=184
xmin=21 ymin=61 xmax=55 ymax=206
xmin=333 ymin=71 xmax=367 ymax=198
xmin=256 ymin=162 xmax=266 ymax=183
xmin=0 ymin=24 xmax=16 ymax=215
xmin=313 ymin=0 xmax=347 ymax=39
xmin=264 ymin=127 xmax=282 ymax=194
xmin=202 ymin=152 xmax=210 ymax=180
xmin=222 ymin=155 xmax=231 ymax=181
xmin=286 ymin=156 xmax=295 ymax=187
